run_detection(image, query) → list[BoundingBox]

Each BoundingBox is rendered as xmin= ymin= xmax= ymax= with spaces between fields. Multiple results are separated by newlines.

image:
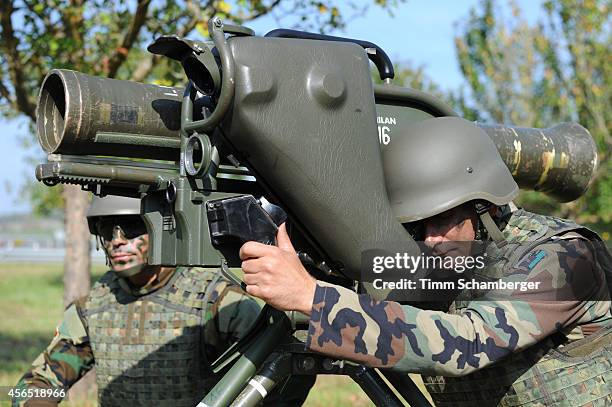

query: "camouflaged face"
xmin=102 ymin=232 xmax=149 ymax=274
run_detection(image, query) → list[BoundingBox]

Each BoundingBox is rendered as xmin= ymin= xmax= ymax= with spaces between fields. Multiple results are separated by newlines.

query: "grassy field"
xmin=0 ymin=263 xmax=430 ymax=406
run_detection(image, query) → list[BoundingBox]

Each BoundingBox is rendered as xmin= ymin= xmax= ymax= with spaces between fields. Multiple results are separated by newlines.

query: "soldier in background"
xmin=13 ymin=195 xmax=313 ymax=407
xmin=239 ymin=117 xmax=612 ymax=406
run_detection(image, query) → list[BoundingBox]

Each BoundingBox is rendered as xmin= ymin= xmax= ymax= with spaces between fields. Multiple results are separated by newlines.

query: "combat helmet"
xmin=86 ymin=195 xmax=142 ymax=235
xmin=87 ymin=195 xmax=147 ymax=277
xmin=383 ymin=116 xmax=519 ymax=242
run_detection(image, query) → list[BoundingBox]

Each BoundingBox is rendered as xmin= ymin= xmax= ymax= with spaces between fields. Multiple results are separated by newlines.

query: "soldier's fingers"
xmin=241 ymin=258 xmax=264 ymax=274
xmin=242 ymin=272 xmax=259 ymax=286
xmin=239 ymin=241 xmax=275 ymax=260
xmin=245 ymin=284 xmax=263 ymax=298
xmin=276 ymin=223 xmax=295 ymax=252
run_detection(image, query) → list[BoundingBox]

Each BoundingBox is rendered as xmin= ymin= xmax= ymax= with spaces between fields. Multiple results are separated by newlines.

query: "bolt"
xmin=322 ymin=359 xmax=334 ymax=371
xmin=466 ymin=166 xmax=473 ymax=173
xmin=213 ymin=17 xmax=223 ymax=28
xmin=298 ymin=356 xmax=316 ymax=372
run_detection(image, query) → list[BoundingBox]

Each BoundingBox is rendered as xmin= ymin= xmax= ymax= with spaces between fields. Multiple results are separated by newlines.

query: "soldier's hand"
xmin=240 ymin=223 xmax=317 ymax=315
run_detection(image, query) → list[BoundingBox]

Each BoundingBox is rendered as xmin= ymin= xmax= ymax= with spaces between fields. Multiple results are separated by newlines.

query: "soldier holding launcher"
xmin=240 ymin=117 xmax=612 ymax=406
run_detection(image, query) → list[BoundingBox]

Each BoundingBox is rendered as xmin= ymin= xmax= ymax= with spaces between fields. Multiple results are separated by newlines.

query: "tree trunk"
xmin=62 ymin=184 xmax=91 ymax=307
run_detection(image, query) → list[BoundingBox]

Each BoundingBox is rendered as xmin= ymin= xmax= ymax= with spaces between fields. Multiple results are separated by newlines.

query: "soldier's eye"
xmin=403 ymin=222 xmax=424 ymax=240
xmin=97 ymin=217 xmax=147 ymax=240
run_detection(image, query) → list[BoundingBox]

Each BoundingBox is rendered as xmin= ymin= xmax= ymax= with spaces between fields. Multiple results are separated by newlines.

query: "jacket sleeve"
xmin=306 ymin=238 xmax=609 ymax=376
xmin=12 ymin=303 xmax=94 ymax=407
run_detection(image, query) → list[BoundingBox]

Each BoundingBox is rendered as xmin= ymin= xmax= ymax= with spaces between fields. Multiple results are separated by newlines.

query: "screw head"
xmin=322 ymin=359 xmax=334 ymax=371
xmin=213 ymin=17 xmax=223 ymax=28
xmin=466 ymin=166 xmax=473 ymax=173
xmin=299 ymin=356 xmax=316 ymax=371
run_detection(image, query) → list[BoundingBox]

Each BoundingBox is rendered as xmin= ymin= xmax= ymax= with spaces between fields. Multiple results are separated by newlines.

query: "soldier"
xmin=13 ymin=195 xmax=313 ymax=406
xmin=239 ymin=117 xmax=612 ymax=406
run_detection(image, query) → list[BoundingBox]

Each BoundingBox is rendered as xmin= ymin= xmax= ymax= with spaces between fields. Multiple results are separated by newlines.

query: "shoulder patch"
xmin=516 ymin=249 xmax=548 ymax=271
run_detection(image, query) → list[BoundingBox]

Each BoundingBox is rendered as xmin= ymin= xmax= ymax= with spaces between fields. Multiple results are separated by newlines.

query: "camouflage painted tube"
xmin=478 ymin=122 xmax=598 ymax=202
xmin=36 ymin=69 xmax=183 ymax=160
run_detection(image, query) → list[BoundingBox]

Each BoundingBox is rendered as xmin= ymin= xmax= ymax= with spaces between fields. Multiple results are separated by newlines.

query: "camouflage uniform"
xmin=13 ymin=266 xmax=312 ymax=406
xmin=306 ymin=210 xmax=612 ymax=406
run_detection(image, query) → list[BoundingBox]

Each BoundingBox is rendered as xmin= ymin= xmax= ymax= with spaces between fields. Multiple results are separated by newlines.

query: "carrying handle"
xmin=265 ymin=28 xmax=395 ymax=81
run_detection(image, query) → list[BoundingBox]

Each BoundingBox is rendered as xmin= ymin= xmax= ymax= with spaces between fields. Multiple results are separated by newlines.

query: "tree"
xmin=373 ymin=61 xmax=445 ymax=96
xmin=453 ymin=0 xmax=611 ymax=235
xmin=0 ymin=1 xmax=407 ymax=305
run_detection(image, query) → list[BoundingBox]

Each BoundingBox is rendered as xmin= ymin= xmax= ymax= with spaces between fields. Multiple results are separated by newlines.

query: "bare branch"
xmin=62 ymin=1 xmax=84 ymax=54
xmin=0 ymin=76 xmax=12 ymax=103
xmin=242 ymin=0 xmax=283 ymax=22
xmin=0 ymin=1 xmax=36 ymax=120
xmin=131 ymin=0 xmax=280 ymax=83
xmin=130 ymin=0 xmax=208 ymax=83
xmin=130 ymin=54 xmax=160 ymax=82
xmin=106 ymin=0 xmax=152 ymax=78
xmin=179 ymin=0 xmax=214 ymax=37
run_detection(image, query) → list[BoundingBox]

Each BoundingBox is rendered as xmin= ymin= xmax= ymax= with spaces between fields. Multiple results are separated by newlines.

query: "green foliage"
xmin=373 ymin=62 xmax=446 ymax=99
xmin=0 ymin=264 xmax=106 ymax=392
xmin=454 ymin=0 xmax=611 ymax=234
xmin=28 ymin=182 xmax=64 ymax=216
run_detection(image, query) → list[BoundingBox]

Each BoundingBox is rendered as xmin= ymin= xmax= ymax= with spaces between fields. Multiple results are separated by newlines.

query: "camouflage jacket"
xmin=12 ymin=267 xmax=262 ymax=406
xmin=306 ymin=210 xmax=611 ymax=377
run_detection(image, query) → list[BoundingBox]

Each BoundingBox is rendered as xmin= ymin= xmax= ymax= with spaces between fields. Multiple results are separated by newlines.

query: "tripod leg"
xmin=350 ymin=365 xmax=404 ymax=407
xmin=380 ymin=370 xmax=432 ymax=407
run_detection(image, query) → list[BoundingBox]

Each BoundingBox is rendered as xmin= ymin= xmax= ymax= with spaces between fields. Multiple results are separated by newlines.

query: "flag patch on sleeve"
xmin=517 ymin=249 xmax=548 ymax=271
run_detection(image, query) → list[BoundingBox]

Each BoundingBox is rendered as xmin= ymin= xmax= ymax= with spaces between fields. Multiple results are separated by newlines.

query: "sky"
xmin=0 ymin=0 xmax=545 ymax=216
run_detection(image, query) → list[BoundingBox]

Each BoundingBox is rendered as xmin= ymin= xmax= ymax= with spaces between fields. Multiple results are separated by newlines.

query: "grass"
xmin=0 ymin=263 xmax=107 ymax=407
xmin=0 ymin=263 xmax=431 ymax=406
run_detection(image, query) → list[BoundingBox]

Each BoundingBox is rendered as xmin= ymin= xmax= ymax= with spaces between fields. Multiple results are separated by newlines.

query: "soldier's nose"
xmin=424 ymin=221 xmax=449 ymax=246
xmin=424 ymin=234 xmax=446 ymax=246
xmin=110 ymin=226 xmax=128 ymax=246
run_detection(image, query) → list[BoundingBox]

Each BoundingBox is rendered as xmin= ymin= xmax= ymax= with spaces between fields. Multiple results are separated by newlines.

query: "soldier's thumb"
xmin=276 ymin=223 xmax=295 ymax=252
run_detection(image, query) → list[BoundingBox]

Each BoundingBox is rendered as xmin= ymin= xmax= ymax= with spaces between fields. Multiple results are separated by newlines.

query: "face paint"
xmin=101 ymin=225 xmax=149 ymax=274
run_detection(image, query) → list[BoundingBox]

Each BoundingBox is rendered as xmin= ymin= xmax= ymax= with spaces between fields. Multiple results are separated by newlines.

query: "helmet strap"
xmin=96 ymin=235 xmax=112 ymax=268
xmin=474 ymin=202 xmax=507 ymax=248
